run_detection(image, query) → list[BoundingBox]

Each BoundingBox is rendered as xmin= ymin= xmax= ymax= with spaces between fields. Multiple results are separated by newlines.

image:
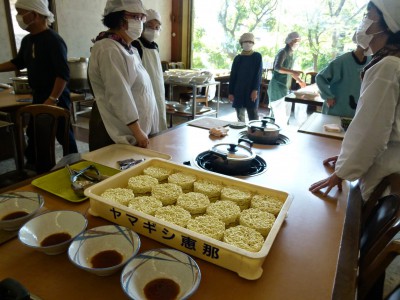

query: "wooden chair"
xmin=15 ymin=104 xmax=71 ymax=174
xmin=358 ymin=193 xmax=400 ymax=300
xmin=305 ymin=71 xmax=318 ymax=85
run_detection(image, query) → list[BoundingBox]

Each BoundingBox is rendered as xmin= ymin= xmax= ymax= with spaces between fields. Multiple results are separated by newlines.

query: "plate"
xmin=31 ymin=161 xmax=120 ymax=202
xmin=229 ymin=122 xmax=246 ymax=129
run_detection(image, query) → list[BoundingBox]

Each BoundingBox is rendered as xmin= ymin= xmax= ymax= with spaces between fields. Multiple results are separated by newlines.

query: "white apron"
xmin=138 ymin=40 xmax=168 ymax=131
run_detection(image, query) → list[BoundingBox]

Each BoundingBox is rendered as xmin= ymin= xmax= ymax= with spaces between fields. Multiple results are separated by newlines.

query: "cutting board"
xmin=298 ymin=112 xmax=345 ymax=140
xmin=187 ymin=117 xmax=231 ymax=130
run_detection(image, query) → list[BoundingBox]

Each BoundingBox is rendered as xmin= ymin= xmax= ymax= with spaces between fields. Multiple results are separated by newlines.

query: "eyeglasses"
xmin=124 ymin=12 xmax=146 ymax=22
xmin=145 ymin=24 xmax=161 ymax=31
xmin=242 ymin=41 xmax=254 ymax=44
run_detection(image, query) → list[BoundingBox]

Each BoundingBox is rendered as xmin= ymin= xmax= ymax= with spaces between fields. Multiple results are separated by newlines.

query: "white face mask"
xmin=355 ymin=17 xmax=385 ymax=50
xmin=142 ymin=28 xmax=160 ymax=42
xmin=126 ymin=19 xmax=143 ymax=41
xmin=16 ymin=12 xmax=32 ymax=30
xmin=242 ymin=42 xmax=253 ymax=51
xmin=364 ymin=47 xmax=373 ymax=56
xmin=291 ymin=42 xmax=300 ymax=50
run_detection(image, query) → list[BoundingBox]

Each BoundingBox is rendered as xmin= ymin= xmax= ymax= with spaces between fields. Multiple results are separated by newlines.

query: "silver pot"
xmin=68 ymin=57 xmax=89 ymax=91
xmin=10 ymin=77 xmax=32 ymax=94
xmin=208 ymin=138 xmax=255 ymax=173
xmin=247 ymin=117 xmax=281 ymax=144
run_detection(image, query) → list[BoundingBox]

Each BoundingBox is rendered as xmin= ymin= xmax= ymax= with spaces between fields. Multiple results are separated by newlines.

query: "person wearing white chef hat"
xmin=132 ymin=9 xmax=167 ymax=131
xmin=89 ymin=0 xmax=160 ymax=148
xmin=310 ymin=0 xmax=400 ymax=206
xmin=0 ymin=0 xmax=78 ymax=173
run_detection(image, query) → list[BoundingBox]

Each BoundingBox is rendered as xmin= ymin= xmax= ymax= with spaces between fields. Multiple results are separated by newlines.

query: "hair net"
xmin=239 ymin=33 xmax=255 ymax=43
xmin=285 ymin=32 xmax=301 ymax=44
xmin=15 ymin=0 xmax=54 ymax=25
xmin=371 ymin=0 xmax=400 ymax=33
xmin=146 ymin=9 xmax=161 ymax=25
xmin=104 ymin=0 xmax=146 ymax=16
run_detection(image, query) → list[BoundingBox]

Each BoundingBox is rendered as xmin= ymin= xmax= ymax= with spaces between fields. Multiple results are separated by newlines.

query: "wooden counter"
xmin=298 ymin=112 xmax=345 ymax=140
xmin=0 ymin=125 xmax=350 ymax=300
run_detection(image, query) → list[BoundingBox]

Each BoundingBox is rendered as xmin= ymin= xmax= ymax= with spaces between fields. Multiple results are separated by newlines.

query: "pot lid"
xmin=248 ymin=119 xmax=280 ymax=131
xmin=211 ymin=143 xmax=255 ymax=160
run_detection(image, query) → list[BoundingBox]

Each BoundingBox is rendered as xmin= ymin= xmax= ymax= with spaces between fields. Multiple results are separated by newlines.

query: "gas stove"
xmin=193 ymin=151 xmax=267 ymax=177
xmin=238 ymin=131 xmax=290 ymax=145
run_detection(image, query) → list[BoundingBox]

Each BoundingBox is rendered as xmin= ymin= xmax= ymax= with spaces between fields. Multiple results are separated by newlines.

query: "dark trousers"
xmin=235 ymin=107 xmax=259 ymax=122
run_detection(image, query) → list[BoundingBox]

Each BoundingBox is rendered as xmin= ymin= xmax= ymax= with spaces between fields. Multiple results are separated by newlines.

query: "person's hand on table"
xmin=250 ymin=90 xmax=258 ymax=102
xmin=129 ymin=121 xmax=150 ymax=148
xmin=309 ymin=172 xmax=343 ymax=196
xmin=323 ymin=155 xmax=338 ymax=168
xmin=309 ymin=155 xmax=342 ymax=195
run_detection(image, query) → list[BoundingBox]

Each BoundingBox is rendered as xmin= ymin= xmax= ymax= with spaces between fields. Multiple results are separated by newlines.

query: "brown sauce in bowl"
xmin=144 ymin=278 xmax=180 ymax=300
xmin=41 ymin=232 xmax=72 ymax=247
xmin=2 ymin=211 xmax=29 ymax=220
xmin=90 ymin=250 xmax=123 ymax=268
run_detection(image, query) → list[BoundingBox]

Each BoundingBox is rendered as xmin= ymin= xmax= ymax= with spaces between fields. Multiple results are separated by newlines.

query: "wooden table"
xmin=285 ymin=93 xmax=324 ymax=113
xmin=298 ymin=112 xmax=345 ymax=140
xmin=0 ymin=125 xmax=352 ymax=300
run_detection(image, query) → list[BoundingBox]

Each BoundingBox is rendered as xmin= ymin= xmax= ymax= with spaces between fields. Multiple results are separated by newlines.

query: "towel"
xmin=323 ymin=124 xmax=342 ymax=133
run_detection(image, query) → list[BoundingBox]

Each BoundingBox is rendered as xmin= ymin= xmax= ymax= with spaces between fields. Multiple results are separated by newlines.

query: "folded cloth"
xmin=323 ymin=124 xmax=342 ymax=133
xmin=209 ymin=126 xmax=229 ymax=137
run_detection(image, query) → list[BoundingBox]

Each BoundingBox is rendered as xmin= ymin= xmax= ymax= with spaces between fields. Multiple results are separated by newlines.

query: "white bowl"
xmin=0 ymin=191 xmax=44 ymax=231
xmin=68 ymin=225 xmax=141 ymax=276
xmin=121 ymin=248 xmax=201 ymax=300
xmin=18 ymin=210 xmax=87 ymax=255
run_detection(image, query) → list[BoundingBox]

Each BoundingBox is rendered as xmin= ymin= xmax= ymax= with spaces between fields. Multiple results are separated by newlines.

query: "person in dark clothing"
xmin=0 ymin=0 xmax=78 ymax=172
xmin=228 ymin=32 xmax=263 ymax=122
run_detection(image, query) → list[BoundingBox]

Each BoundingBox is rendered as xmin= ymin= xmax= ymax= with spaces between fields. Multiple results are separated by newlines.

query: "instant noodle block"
xmin=85 ymin=158 xmax=293 ymax=280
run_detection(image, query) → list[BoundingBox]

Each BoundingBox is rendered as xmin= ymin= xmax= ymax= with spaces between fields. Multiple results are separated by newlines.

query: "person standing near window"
xmin=88 ymin=0 xmax=159 ymax=148
xmin=132 ymin=9 xmax=167 ymax=131
xmin=0 ymin=0 xmax=78 ymax=172
xmin=316 ymin=43 xmax=371 ymax=118
xmin=267 ymin=31 xmax=306 ymax=103
xmin=228 ymin=32 xmax=263 ymax=122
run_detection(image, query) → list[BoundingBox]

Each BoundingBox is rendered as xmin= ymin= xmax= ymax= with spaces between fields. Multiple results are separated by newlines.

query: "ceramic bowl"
xmin=0 ymin=191 xmax=44 ymax=231
xmin=68 ymin=225 xmax=141 ymax=276
xmin=121 ymin=248 xmax=201 ymax=300
xmin=18 ymin=210 xmax=87 ymax=255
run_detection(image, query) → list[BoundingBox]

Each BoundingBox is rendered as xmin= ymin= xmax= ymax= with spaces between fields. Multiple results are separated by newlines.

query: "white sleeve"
xmin=335 ymin=58 xmax=400 ymax=180
xmin=99 ymin=46 xmax=139 ymax=124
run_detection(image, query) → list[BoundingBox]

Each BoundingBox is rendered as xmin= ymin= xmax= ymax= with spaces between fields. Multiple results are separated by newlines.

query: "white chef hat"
xmin=285 ymin=32 xmax=301 ymax=44
xmin=239 ymin=33 xmax=255 ymax=43
xmin=104 ymin=0 xmax=146 ymax=16
xmin=146 ymin=9 xmax=161 ymax=25
xmin=15 ymin=0 xmax=54 ymax=25
xmin=371 ymin=0 xmax=400 ymax=33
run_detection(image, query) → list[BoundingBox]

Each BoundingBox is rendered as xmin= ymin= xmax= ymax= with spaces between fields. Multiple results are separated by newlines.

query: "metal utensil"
xmin=118 ymin=158 xmax=145 ymax=170
xmin=65 ymin=165 xmax=98 ymax=197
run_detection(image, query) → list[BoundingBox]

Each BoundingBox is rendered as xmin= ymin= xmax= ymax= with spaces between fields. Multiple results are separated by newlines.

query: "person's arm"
xmin=0 ymin=61 xmax=18 ymax=72
xmin=128 ymin=120 xmax=149 ymax=148
xmin=228 ymin=56 xmax=239 ymax=102
xmin=250 ymin=53 xmax=263 ymax=102
xmin=274 ymin=50 xmax=305 ymax=86
xmin=43 ymin=77 xmax=68 ymax=105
